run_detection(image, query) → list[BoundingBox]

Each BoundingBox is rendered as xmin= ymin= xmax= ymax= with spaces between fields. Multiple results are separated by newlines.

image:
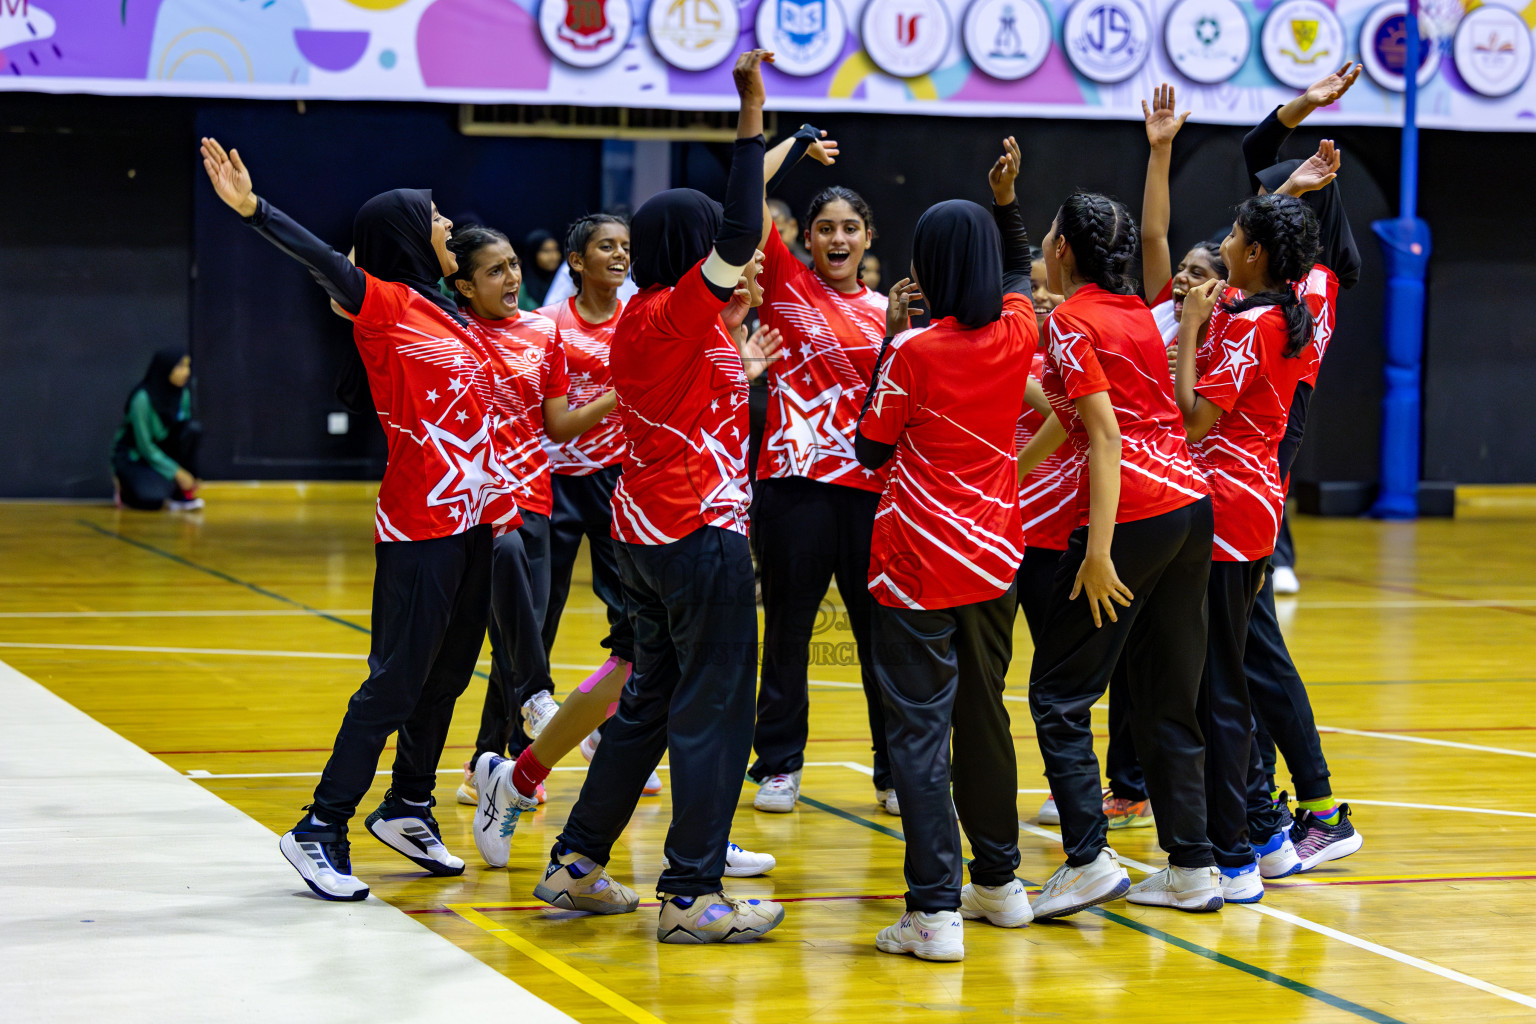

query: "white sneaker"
xmin=1273 ymin=565 xmax=1300 ymax=594
xmin=1126 ymin=865 xmax=1224 ymax=911
xmin=1037 ymin=794 xmax=1060 ymax=825
xmin=753 ymin=770 xmax=801 ymax=813
xmin=1256 ymin=828 xmax=1303 ymax=879
xmin=363 ymin=795 xmax=464 ymax=876
xmin=1219 ymin=860 xmax=1265 ymax=903
xmin=876 ymin=788 xmax=900 ymax=816
xmin=663 ymin=841 xmax=776 ymax=878
xmin=521 ymin=691 xmax=560 ymax=740
xmin=579 ymin=729 xmax=601 ymax=762
xmin=456 ymin=759 xmax=477 ymax=805
xmin=166 ymin=495 xmax=205 ymax=511
xmin=960 ymin=880 xmax=1033 ymax=927
xmin=472 ymin=752 xmax=538 ymax=868
xmin=1031 ymin=848 xmax=1131 ymax=920
xmin=875 ymin=910 xmax=965 ymax=961
xmin=280 ymin=820 xmax=369 ymax=901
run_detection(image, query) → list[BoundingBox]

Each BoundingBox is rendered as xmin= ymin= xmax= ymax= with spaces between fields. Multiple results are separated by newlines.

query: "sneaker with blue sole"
xmin=365 ymin=791 xmax=464 ymax=876
xmin=1219 ymin=859 xmax=1265 ymax=903
xmin=280 ymin=815 xmax=369 ymax=901
xmin=1255 ymin=827 xmax=1302 ymax=879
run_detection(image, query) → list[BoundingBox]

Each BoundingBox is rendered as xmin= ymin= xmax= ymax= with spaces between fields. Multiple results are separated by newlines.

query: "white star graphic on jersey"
xmin=696 ymin=428 xmax=750 ymax=514
xmin=1214 ymin=326 xmax=1259 ymax=382
xmin=422 ymin=418 xmax=515 ymax=525
xmin=455 ymin=409 xmax=468 ymax=423
xmin=1048 ymin=324 xmax=1087 ymax=374
xmin=425 ymin=389 xmax=440 ymax=402
xmin=765 ymin=382 xmax=846 ymax=476
xmin=448 ymin=377 xmax=466 ymax=394
xmin=870 ymin=375 xmax=908 ymax=418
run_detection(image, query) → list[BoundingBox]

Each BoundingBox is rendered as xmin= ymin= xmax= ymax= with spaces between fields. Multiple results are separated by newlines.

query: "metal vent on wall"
xmin=459 ymin=104 xmax=778 ymax=141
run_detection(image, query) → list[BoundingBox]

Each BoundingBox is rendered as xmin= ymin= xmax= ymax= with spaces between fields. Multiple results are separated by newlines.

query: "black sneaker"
xmin=1291 ymin=803 xmax=1364 ymax=871
xmin=365 ymin=791 xmax=465 ymax=876
xmin=280 ymin=813 xmax=369 ymax=901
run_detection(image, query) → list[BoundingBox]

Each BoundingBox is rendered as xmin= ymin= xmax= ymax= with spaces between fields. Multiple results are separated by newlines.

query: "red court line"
xmin=1268 ymin=874 xmax=1536 ymax=889
xmin=406 ymin=893 xmax=906 ymax=915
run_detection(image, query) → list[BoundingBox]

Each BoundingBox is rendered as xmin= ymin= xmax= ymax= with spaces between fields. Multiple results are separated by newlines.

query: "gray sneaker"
xmin=753 ymin=770 xmax=801 ymax=813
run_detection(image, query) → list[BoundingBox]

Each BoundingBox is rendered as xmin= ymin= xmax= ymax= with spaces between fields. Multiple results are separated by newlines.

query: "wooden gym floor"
xmin=2 ymin=482 xmax=1534 ymax=1023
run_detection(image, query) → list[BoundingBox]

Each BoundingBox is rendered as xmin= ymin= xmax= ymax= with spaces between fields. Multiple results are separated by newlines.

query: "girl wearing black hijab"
xmin=517 ymin=229 xmax=562 ymax=311
xmin=853 ymin=139 xmax=1038 ymax=962
xmin=200 ymin=137 xmax=519 ymax=903
xmin=111 ymin=349 xmax=202 ymax=511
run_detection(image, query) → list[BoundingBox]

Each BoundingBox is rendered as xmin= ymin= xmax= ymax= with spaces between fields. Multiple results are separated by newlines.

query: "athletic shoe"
xmin=1031 ymin=848 xmax=1131 ymax=920
xmin=364 ymin=792 xmax=464 ymax=876
xmin=457 ymin=759 xmax=477 ymax=805
xmin=472 ymin=752 xmax=537 ymax=868
xmin=280 ymin=816 xmax=369 ymax=901
xmin=1291 ymin=803 xmax=1364 ymax=871
xmin=657 ymin=891 xmax=785 ymax=944
xmin=643 ymin=771 xmax=663 ymax=795
xmin=534 ymin=845 xmax=639 ymax=914
xmin=960 ymin=880 xmax=1033 ymax=927
xmin=876 ymin=788 xmax=901 ymax=816
xmin=875 ymin=910 xmax=965 ymax=961
xmin=665 ymin=842 xmax=777 ymax=878
xmin=1219 ymin=860 xmax=1265 ymax=903
xmin=166 ymin=494 xmax=205 ymax=512
xmin=1255 ymin=828 xmax=1302 ymax=879
xmin=1126 ymin=865 xmax=1223 ymax=911
xmin=1037 ymin=794 xmax=1060 ymax=825
xmin=1103 ymin=792 xmax=1155 ymax=830
xmin=753 ymin=770 xmax=801 ymax=813
xmin=580 ymin=728 xmax=661 ymax=794
xmin=1273 ymin=566 xmax=1301 ymax=594
xmin=521 ymin=690 xmax=560 ymax=740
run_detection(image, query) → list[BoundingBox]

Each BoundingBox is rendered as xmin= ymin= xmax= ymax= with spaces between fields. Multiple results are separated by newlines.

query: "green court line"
xmin=797 ymin=793 xmax=1408 ymax=1024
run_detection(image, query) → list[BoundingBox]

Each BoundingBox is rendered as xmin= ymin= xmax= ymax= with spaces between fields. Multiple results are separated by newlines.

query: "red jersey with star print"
xmin=1039 ymin=285 xmax=1207 ymax=529
xmin=859 ymin=293 xmax=1037 ymax=610
xmin=537 ymin=298 xmax=626 ymax=475
xmin=464 ymin=309 xmax=568 ymax=518
xmin=1191 ymin=297 xmax=1307 ymax=561
xmin=757 ymin=228 xmax=890 ymax=493
xmin=351 ymin=274 xmax=520 ymax=543
xmin=1298 ymin=263 xmax=1338 ymax=387
xmin=608 ymin=264 xmax=750 ymax=545
xmin=1016 ymin=350 xmax=1077 ymax=551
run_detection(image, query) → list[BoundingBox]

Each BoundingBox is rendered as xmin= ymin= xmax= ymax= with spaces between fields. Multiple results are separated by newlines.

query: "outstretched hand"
xmin=988 ymin=135 xmax=1021 ymax=206
xmin=1284 ymin=139 xmax=1342 ymax=194
xmin=807 ymin=129 xmax=840 ymax=166
xmin=1305 ymin=62 xmax=1363 ymax=109
xmin=1142 ymin=82 xmax=1190 ymax=148
xmin=886 ymin=278 xmax=924 ymax=337
xmin=200 ymin=136 xmax=257 ymax=217
xmin=733 ymin=50 xmax=774 ymax=106
xmin=738 ymin=323 xmax=783 ymax=382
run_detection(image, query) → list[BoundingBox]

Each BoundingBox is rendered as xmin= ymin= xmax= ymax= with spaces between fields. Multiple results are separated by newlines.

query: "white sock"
xmin=402 ymin=798 xmax=430 ymax=808
xmin=308 ymin=813 xmax=330 ymax=827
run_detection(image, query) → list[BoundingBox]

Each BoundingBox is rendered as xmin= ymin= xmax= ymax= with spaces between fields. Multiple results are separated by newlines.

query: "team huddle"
xmin=199 ymin=49 xmax=1364 ymax=960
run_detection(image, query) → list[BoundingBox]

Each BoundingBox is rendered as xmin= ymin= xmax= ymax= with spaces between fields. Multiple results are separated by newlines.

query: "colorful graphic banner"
xmin=2 ymin=0 xmax=1533 ymax=129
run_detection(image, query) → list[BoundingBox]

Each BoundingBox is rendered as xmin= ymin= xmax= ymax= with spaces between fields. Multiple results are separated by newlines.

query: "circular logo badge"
xmin=648 ymin=0 xmax=741 ymax=72
xmin=1164 ymin=0 xmax=1251 ymax=83
xmin=538 ymin=0 xmax=633 ymax=68
xmin=1062 ymin=0 xmax=1152 ymax=84
xmin=1260 ymin=0 xmax=1347 ymax=90
xmin=861 ymin=0 xmax=954 ymax=78
xmin=755 ymin=0 xmax=849 ymax=77
xmin=963 ymin=0 xmax=1053 ymax=81
xmin=1453 ymin=4 xmax=1533 ymax=97
xmin=1358 ymin=1 xmax=1443 ymax=91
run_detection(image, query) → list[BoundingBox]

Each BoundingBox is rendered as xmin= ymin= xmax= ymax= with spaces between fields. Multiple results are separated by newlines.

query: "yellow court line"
xmin=447 ymin=904 xmax=667 ymax=1024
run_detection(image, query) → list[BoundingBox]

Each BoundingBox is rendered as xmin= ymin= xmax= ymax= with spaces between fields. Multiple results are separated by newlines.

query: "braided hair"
xmin=562 ymin=213 xmax=629 ymax=293
xmin=1221 ymin=194 xmax=1320 ymax=357
xmin=445 ymin=224 xmax=512 ymax=306
xmin=1055 ymin=191 xmax=1140 ymax=295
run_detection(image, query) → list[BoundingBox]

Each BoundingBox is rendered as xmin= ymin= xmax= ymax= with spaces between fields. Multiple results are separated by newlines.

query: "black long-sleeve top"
xmin=243 ymin=197 xmax=367 ymax=314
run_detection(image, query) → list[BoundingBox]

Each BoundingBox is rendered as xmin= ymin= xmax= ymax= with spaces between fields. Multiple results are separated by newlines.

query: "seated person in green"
xmin=111 ymin=349 xmax=203 ymax=511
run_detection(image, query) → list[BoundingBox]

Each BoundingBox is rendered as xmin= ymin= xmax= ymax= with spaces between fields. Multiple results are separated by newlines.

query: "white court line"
xmin=1015 ymin=819 xmax=1536 ymax=1011
xmin=0 ymin=609 xmax=371 ymax=618
xmin=1286 ymin=599 xmax=1536 ymax=609
xmin=1344 ymin=798 xmax=1536 ymax=820
xmin=0 ymin=641 xmax=360 ymax=659
xmin=1318 ymin=723 xmax=1536 ymax=759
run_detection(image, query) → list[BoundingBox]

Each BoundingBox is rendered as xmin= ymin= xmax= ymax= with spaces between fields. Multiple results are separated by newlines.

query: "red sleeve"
xmin=1151 ymin=278 xmax=1173 ymax=308
xmin=760 ymin=226 xmax=806 ymax=298
xmin=859 ymin=337 xmax=916 ymax=445
xmin=352 ymin=272 xmax=410 ymax=341
xmin=542 ymin=334 xmax=570 ymax=400
xmin=1000 ymin=293 xmax=1040 ymax=358
xmin=1196 ymin=311 xmax=1271 ymax=412
xmin=1046 ymin=309 xmax=1110 ymax=400
xmin=652 ymin=262 xmax=729 ymax=344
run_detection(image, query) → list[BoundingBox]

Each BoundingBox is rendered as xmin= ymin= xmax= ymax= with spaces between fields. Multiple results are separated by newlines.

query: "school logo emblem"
xmin=1453 ymin=4 xmax=1533 ymax=97
xmin=539 ymin=0 xmax=632 ymax=68
xmin=962 ymin=0 xmax=1053 ymax=81
xmin=1062 ymin=0 xmax=1152 ymax=84
xmin=649 ymin=0 xmax=741 ymax=71
xmin=1165 ymin=0 xmax=1251 ymax=83
xmin=755 ymin=0 xmax=849 ymax=77
xmin=1261 ymin=0 xmax=1345 ymax=88
xmin=1358 ymin=0 xmax=1443 ymax=92
xmin=861 ymin=0 xmax=953 ymax=78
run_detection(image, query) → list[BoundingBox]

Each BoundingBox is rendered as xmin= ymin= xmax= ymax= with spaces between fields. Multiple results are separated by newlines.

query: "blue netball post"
xmin=1371 ymin=0 xmax=1433 ymax=520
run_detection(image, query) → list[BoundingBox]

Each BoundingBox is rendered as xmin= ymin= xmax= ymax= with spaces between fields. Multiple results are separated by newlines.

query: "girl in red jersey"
xmin=748 ymin=130 xmax=905 ymax=818
xmin=1175 ymin=193 xmax=1320 ymax=905
xmin=200 ymin=141 xmax=518 ymax=902
xmin=854 ymin=139 xmax=1037 ymax=962
xmin=1019 ymin=190 xmax=1219 ymax=921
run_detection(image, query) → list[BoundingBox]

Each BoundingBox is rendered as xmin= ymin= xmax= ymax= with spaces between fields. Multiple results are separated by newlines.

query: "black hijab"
xmin=1253 ymin=161 xmax=1361 ymax=290
xmin=912 ymin=200 xmax=1004 ymax=328
xmin=353 ymin=188 xmax=459 ymax=316
xmin=128 ymin=348 xmax=189 ymax=422
xmin=630 ymin=189 xmax=722 ymax=289
xmin=520 ymin=229 xmax=558 ymax=304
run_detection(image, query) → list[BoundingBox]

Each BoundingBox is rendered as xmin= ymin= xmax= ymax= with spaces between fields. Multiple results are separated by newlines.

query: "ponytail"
xmin=1220 ymin=194 xmax=1320 ymax=357
xmin=1054 ymin=191 xmax=1139 ymax=295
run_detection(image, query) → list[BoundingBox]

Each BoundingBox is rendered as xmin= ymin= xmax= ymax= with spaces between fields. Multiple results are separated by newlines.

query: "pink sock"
xmin=512 ymin=748 xmax=551 ymax=798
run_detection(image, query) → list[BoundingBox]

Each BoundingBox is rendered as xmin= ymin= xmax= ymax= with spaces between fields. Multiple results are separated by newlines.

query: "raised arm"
xmin=989 ymin=136 xmax=1032 ymax=296
xmin=699 ymin=52 xmax=770 ymax=302
xmin=200 ymin=137 xmax=366 ymax=314
xmin=1274 ymin=139 xmax=1362 ymax=288
xmin=1141 ymin=84 xmax=1189 ymax=304
xmin=1242 ymin=63 xmax=1362 ymax=192
xmin=759 ymin=124 xmax=838 ymax=249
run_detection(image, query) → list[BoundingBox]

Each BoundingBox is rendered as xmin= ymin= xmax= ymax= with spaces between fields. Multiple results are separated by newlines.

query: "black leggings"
xmin=113 ymin=420 xmax=202 ymax=510
xmin=1029 ymin=499 xmax=1215 ymax=869
xmin=1248 ymin=566 xmax=1331 ymax=801
xmin=751 ymin=476 xmax=890 ymax=790
xmin=543 ymin=466 xmax=635 ymax=663
xmin=1015 ymin=544 xmax=1064 ymax=642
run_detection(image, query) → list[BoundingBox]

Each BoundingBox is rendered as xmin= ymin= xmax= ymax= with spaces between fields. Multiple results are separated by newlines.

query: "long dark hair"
xmin=1188 ymin=239 xmax=1227 ymax=278
xmin=563 ymin=213 xmax=629 ymax=293
xmin=1055 ymin=191 xmax=1139 ymax=295
xmin=445 ymin=225 xmax=512 ymax=307
xmin=1220 ymin=194 xmax=1320 ymax=358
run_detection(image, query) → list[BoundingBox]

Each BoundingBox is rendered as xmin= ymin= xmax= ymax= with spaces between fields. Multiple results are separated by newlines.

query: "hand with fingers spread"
xmin=1142 ymin=83 xmax=1190 ymax=149
xmin=1282 ymin=139 xmax=1342 ymax=195
xmin=1305 ymin=62 xmax=1363 ymax=110
xmin=988 ymin=135 xmax=1021 ymax=206
xmin=886 ymin=278 xmax=924 ymax=337
xmin=1072 ymin=551 xmax=1134 ymax=628
xmin=807 ymin=130 xmax=840 ymax=167
xmin=200 ymin=136 xmax=258 ymax=217
xmin=738 ymin=323 xmax=783 ymax=382
xmin=1183 ymin=277 xmax=1225 ymax=326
